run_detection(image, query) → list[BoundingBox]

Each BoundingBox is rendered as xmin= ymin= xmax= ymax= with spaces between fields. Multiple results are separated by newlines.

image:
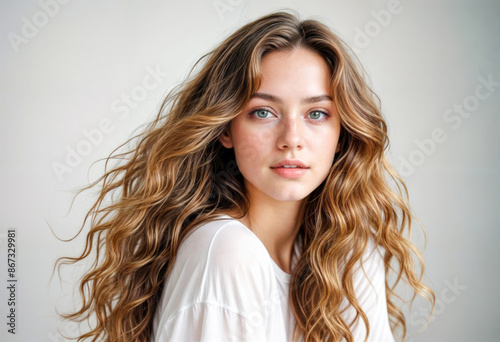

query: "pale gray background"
xmin=0 ymin=0 xmax=498 ymax=341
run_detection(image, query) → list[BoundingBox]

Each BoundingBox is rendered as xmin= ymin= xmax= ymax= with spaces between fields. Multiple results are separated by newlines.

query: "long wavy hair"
xmin=56 ymin=9 xmax=435 ymax=342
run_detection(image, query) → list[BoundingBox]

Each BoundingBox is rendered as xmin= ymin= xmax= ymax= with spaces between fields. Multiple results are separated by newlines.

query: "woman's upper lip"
xmin=271 ymin=159 xmax=309 ymax=168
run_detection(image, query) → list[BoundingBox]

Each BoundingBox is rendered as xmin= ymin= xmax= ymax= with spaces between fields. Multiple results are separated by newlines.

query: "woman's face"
xmin=219 ymin=47 xmax=341 ymax=203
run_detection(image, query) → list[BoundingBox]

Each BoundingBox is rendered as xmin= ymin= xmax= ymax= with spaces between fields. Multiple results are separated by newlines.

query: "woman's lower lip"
xmin=271 ymin=167 xmax=308 ymax=179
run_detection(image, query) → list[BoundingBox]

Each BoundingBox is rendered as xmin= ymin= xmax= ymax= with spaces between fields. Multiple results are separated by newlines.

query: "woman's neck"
xmin=237 ymin=187 xmax=306 ymax=274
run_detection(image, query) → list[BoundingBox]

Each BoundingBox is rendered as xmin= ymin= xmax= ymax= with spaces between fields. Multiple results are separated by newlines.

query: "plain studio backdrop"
xmin=0 ymin=1 xmax=499 ymax=341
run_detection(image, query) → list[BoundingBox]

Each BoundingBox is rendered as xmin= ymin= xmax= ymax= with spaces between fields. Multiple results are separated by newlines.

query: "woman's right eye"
xmin=250 ymin=108 xmax=273 ymax=119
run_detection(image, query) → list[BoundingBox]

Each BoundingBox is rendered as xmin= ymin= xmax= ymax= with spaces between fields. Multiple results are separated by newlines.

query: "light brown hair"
xmin=56 ymin=9 xmax=435 ymax=342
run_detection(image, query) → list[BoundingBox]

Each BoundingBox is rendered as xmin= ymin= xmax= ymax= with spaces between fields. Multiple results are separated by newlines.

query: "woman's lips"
xmin=271 ymin=159 xmax=308 ymax=168
xmin=270 ymin=166 xmax=308 ymax=178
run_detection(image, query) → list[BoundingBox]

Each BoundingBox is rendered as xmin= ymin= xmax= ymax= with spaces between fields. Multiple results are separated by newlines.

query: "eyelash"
xmin=248 ymin=107 xmax=330 ymax=121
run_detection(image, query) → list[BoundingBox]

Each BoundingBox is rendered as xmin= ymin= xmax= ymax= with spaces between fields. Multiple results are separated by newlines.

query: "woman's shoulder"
xmin=164 ymin=214 xmax=276 ymax=307
xmin=179 ymin=214 xmax=271 ymax=266
xmin=153 ymin=216 xmax=281 ymax=341
xmin=193 ymin=215 xmax=274 ymax=285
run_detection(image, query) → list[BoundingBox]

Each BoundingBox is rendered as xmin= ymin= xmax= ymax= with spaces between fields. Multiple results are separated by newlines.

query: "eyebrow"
xmin=250 ymin=92 xmax=333 ymax=105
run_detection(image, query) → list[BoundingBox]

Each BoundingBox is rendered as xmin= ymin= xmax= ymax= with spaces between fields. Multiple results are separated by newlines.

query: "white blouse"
xmin=151 ymin=215 xmax=395 ymax=342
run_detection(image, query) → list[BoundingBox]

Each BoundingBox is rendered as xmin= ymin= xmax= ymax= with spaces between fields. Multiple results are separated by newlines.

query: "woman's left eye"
xmin=308 ymin=111 xmax=328 ymax=120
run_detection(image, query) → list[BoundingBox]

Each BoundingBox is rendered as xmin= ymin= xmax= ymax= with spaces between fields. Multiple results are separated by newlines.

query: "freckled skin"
xmin=219 ymin=47 xmax=341 ymax=203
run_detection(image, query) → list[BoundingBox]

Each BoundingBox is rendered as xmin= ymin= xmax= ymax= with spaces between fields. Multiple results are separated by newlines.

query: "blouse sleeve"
xmin=153 ymin=222 xmax=282 ymax=342
xmin=158 ymin=302 xmax=269 ymax=342
xmin=342 ymin=239 xmax=396 ymax=342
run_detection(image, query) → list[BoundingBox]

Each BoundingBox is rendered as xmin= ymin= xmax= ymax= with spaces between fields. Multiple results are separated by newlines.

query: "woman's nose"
xmin=276 ymin=117 xmax=303 ymax=150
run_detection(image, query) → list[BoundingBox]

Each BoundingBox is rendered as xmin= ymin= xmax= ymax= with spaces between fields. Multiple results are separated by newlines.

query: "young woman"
xmin=57 ymin=10 xmax=435 ymax=342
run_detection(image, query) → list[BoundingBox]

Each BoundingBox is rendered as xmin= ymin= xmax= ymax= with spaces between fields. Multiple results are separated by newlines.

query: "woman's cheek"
xmin=234 ymin=128 xmax=273 ymax=162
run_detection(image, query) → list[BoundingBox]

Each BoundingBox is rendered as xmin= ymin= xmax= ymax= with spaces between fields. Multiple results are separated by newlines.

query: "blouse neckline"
xmin=216 ymin=214 xmax=302 ymax=284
